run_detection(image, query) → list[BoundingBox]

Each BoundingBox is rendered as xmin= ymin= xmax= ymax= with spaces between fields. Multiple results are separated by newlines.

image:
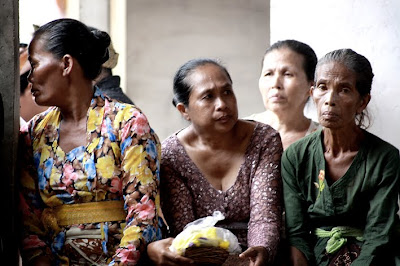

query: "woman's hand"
xmin=239 ymin=246 xmax=269 ymax=266
xmin=31 ymin=255 xmax=52 ymax=266
xmin=147 ymin=238 xmax=194 ymax=265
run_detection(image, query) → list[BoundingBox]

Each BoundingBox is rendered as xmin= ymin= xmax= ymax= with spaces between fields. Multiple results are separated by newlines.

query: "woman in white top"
xmin=246 ymin=40 xmax=321 ymax=150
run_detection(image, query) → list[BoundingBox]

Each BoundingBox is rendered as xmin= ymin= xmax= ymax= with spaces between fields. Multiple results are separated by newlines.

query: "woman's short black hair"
xmin=263 ymin=39 xmax=317 ymax=82
xmin=316 ymin=48 xmax=374 ymax=128
xmin=172 ymin=58 xmax=232 ymax=107
xmin=32 ymin=18 xmax=111 ymax=80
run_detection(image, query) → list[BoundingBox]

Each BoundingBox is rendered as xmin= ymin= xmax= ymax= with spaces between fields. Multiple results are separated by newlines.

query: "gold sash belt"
xmin=53 ymin=200 xmax=126 ymax=226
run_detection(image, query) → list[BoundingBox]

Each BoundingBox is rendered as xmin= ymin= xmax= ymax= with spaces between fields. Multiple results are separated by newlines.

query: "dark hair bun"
xmin=90 ymin=29 xmax=111 ymax=65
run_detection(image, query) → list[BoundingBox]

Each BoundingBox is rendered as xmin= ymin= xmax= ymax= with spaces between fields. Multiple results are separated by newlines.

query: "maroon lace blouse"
xmin=161 ymin=122 xmax=283 ymax=260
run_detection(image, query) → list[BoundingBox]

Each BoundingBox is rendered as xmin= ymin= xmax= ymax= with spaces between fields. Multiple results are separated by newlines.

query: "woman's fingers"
xmin=239 ymin=246 xmax=268 ymax=266
xmin=239 ymin=247 xmax=257 ymax=258
xmin=148 ymin=238 xmax=194 ymax=265
xmin=163 ymin=250 xmax=194 ymax=265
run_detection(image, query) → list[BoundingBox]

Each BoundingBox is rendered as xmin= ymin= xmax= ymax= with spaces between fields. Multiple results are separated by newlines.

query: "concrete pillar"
xmin=110 ymin=0 xmax=127 ymax=91
xmin=79 ymin=0 xmax=110 ymax=32
xmin=0 ymin=0 xmax=20 ymax=263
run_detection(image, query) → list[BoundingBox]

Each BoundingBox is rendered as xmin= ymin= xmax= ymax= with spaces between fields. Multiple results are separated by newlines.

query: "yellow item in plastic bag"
xmin=170 ymin=211 xmax=241 ymax=256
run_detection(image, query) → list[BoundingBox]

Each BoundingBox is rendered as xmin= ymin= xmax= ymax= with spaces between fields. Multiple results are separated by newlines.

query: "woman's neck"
xmin=323 ymin=126 xmax=365 ymax=157
xmin=263 ymin=109 xmax=310 ymax=133
xmin=59 ymin=81 xmax=94 ymax=124
xmin=182 ymin=120 xmax=251 ymax=151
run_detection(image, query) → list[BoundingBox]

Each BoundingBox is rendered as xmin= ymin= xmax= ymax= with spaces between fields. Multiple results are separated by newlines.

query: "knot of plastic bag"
xmin=184 ymin=211 xmax=225 ymax=231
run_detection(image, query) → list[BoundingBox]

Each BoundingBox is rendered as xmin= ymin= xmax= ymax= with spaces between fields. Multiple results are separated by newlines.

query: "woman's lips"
xmin=269 ymin=94 xmax=284 ymax=102
xmin=321 ymin=111 xmax=339 ymax=120
xmin=216 ymin=115 xmax=231 ymax=122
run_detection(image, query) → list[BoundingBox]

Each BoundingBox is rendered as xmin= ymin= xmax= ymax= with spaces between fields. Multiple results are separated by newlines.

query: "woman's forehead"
xmin=190 ymin=64 xmax=229 ymax=82
xmin=316 ymin=61 xmax=355 ymax=80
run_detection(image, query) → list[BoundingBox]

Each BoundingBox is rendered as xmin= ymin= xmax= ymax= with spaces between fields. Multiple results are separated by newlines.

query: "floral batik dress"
xmin=19 ymin=91 xmax=162 ymax=265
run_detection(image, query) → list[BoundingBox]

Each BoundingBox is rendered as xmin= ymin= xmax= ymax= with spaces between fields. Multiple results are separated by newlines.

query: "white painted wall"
xmin=19 ymin=0 xmax=64 ymax=44
xmin=126 ymin=0 xmax=269 ymax=141
xmin=271 ymin=0 xmax=400 ymax=149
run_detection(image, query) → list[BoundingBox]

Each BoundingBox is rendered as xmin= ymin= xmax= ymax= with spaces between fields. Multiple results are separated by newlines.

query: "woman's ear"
xmin=357 ymin=93 xmax=371 ymax=114
xmin=310 ymin=86 xmax=315 ymax=98
xmin=176 ymin=103 xmax=190 ymax=121
xmin=61 ymin=54 xmax=74 ymax=76
xmin=303 ymin=81 xmax=314 ymax=103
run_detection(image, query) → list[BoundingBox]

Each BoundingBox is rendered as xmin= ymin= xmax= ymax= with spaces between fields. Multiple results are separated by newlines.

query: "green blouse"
xmin=282 ymin=129 xmax=400 ymax=266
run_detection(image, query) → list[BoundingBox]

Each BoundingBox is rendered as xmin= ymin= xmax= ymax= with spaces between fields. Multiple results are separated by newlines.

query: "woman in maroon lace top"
xmin=148 ymin=59 xmax=283 ymax=265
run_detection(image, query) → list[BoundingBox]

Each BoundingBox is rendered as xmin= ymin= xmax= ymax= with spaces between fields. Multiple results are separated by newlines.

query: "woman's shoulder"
xmin=240 ymin=120 xmax=282 ymax=154
xmin=284 ymin=129 xmax=322 ymax=158
xmin=363 ymin=130 xmax=399 ymax=156
xmin=104 ymin=97 xmax=154 ymax=128
xmin=23 ymin=106 xmax=59 ymax=133
xmin=162 ymin=133 xmax=179 ymax=148
xmin=247 ymin=120 xmax=280 ymax=140
xmin=161 ymin=132 xmax=193 ymax=172
xmin=242 ymin=111 xmax=269 ymax=125
xmin=161 ymin=132 xmax=183 ymax=157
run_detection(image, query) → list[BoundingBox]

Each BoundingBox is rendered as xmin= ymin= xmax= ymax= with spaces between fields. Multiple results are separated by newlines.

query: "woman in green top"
xmin=282 ymin=48 xmax=400 ymax=266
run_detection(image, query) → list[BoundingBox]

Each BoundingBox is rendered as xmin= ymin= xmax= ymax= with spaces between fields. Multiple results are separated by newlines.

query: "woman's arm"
xmin=19 ymin=122 xmax=54 ymax=265
xmin=281 ymin=148 xmax=314 ymax=263
xmin=246 ymin=131 xmax=283 ymax=264
xmin=146 ymin=139 xmax=196 ymax=265
xmin=351 ymin=149 xmax=400 ymax=265
xmin=160 ymin=142 xmax=196 ymax=236
xmin=111 ymin=109 xmax=162 ymax=265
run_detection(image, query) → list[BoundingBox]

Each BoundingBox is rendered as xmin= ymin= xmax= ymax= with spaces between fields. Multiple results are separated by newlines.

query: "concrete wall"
xmin=19 ymin=0 xmax=64 ymax=43
xmin=271 ymin=0 xmax=400 ymax=149
xmin=0 ymin=0 xmax=20 ymax=262
xmin=126 ymin=0 xmax=269 ymax=141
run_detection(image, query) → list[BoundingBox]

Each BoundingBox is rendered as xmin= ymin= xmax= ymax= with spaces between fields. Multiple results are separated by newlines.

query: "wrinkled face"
xmin=28 ymin=37 xmax=65 ymax=106
xmin=183 ymin=64 xmax=238 ymax=133
xmin=259 ymin=48 xmax=312 ymax=114
xmin=312 ymin=62 xmax=370 ymax=129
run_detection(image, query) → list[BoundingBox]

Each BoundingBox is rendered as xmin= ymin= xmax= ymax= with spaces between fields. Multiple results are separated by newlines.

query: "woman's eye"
xmin=284 ymin=72 xmax=292 ymax=76
xmin=264 ymin=72 xmax=271 ymax=77
xmin=341 ymin=88 xmax=350 ymax=93
xmin=202 ymin=94 xmax=212 ymax=100
xmin=317 ymin=84 xmax=327 ymax=90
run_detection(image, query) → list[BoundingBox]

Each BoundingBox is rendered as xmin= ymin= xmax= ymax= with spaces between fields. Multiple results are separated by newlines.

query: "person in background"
xmin=19 ymin=43 xmax=48 ymax=124
xmin=19 ymin=18 xmax=161 ymax=265
xmin=246 ymin=40 xmax=321 ymax=150
xmin=282 ymin=48 xmax=400 ymax=265
xmin=89 ymin=26 xmax=134 ymax=105
xmin=147 ymin=58 xmax=283 ymax=266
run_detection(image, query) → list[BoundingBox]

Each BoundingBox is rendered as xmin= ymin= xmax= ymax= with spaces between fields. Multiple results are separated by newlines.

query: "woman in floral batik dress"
xmin=19 ymin=18 xmax=162 ymax=265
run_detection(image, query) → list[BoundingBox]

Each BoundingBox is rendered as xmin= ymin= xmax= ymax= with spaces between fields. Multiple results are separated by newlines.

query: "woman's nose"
xmin=271 ymin=74 xmax=282 ymax=89
xmin=324 ymin=90 xmax=337 ymax=106
xmin=215 ymin=97 xmax=227 ymax=110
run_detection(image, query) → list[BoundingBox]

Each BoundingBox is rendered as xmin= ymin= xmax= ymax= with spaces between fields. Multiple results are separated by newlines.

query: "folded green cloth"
xmin=315 ymin=226 xmax=364 ymax=254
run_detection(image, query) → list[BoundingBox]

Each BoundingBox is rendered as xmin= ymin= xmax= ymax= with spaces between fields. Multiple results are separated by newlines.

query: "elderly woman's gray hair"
xmin=315 ymin=48 xmax=373 ymax=128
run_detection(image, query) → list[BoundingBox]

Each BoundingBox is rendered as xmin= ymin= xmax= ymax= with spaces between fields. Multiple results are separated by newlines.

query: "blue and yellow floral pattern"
xmin=19 ymin=91 xmax=162 ymax=265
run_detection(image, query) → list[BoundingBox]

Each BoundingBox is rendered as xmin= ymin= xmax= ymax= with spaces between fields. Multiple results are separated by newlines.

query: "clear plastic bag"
xmin=169 ymin=211 xmax=242 ymax=255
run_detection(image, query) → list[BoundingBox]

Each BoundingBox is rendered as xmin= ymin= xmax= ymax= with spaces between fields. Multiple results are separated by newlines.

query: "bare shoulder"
xmin=236 ymin=119 xmax=257 ymax=138
xmin=176 ymin=126 xmax=193 ymax=148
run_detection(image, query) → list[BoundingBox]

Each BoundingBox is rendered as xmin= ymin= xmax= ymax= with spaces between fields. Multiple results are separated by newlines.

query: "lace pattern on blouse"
xmin=161 ymin=122 xmax=283 ymax=260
